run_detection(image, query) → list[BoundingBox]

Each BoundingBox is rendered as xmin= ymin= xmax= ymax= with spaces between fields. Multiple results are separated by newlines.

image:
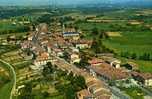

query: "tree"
xmin=91 ymin=38 xmax=103 ymax=53
xmin=42 ymin=91 xmax=49 ymax=98
xmin=66 ymin=72 xmax=74 ymax=81
xmin=68 ymin=75 xmax=86 ymax=91
xmin=91 ymin=27 xmax=99 ymax=35
xmin=62 ymin=51 xmax=69 ymax=61
xmin=65 ymin=85 xmax=75 ymax=99
xmin=139 ymin=53 xmax=150 ymax=60
xmin=121 ymin=51 xmax=130 ymax=59
xmin=74 ymin=59 xmax=90 ymax=69
xmin=55 ymin=83 xmax=65 ymax=94
xmin=99 ymin=29 xmax=109 ymax=39
xmin=74 ymin=75 xmax=86 ymax=89
xmin=91 ymin=39 xmax=99 ymax=53
xmin=42 ymin=62 xmax=53 ymax=77
xmin=57 ymin=69 xmax=67 ymax=78
xmin=74 ymin=26 xmax=79 ymax=32
xmin=7 ymin=36 xmax=11 ymax=42
xmin=131 ymin=53 xmax=137 ymax=59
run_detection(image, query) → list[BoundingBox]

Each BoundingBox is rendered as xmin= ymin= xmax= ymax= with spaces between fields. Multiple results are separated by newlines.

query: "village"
xmin=17 ymin=22 xmax=152 ymax=99
xmin=0 ymin=1 xmax=152 ymax=99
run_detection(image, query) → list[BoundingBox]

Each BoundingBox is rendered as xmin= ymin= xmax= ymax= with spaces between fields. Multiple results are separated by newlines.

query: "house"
xmin=56 ymin=36 xmax=68 ymax=49
xmin=76 ymin=89 xmax=93 ymax=99
xmin=63 ymin=48 xmax=81 ymax=64
xmin=131 ymin=72 xmax=152 ymax=86
xmin=34 ymin=52 xmax=49 ymax=66
xmin=86 ymin=80 xmax=111 ymax=99
xmin=88 ymin=62 xmax=129 ymax=81
xmin=21 ymin=41 xmax=31 ymax=49
xmin=105 ymin=58 xmax=121 ymax=68
xmin=88 ymin=58 xmax=104 ymax=66
xmin=72 ymin=40 xmax=92 ymax=49
xmin=70 ymin=52 xmax=81 ymax=64
xmin=47 ymin=43 xmax=53 ymax=53
xmin=63 ymin=32 xmax=80 ymax=40
xmin=31 ymin=44 xmax=45 ymax=56
xmin=52 ymin=47 xmax=64 ymax=57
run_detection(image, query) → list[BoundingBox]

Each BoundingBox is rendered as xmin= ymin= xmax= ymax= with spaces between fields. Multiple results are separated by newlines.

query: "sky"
xmin=0 ymin=0 xmax=101 ymax=5
xmin=0 ymin=0 xmax=152 ymax=6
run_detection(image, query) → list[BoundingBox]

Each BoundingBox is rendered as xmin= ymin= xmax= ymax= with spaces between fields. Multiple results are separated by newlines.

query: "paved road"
xmin=98 ymin=77 xmax=130 ymax=99
xmin=53 ymin=57 xmax=90 ymax=78
xmin=0 ymin=59 xmax=16 ymax=99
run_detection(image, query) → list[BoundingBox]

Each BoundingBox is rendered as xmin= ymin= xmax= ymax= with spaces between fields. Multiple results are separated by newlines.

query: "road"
xmin=53 ymin=56 xmax=90 ymax=78
xmin=0 ymin=59 xmax=16 ymax=99
xmin=98 ymin=76 xmax=130 ymax=99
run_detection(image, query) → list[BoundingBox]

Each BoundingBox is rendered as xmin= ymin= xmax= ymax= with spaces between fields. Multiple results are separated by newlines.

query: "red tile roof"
xmin=88 ymin=58 xmax=104 ymax=66
xmin=132 ymin=71 xmax=152 ymax=80
xmin=91 ymin=62 xmax=129 ymax=80
xmin=36 ymin=52 xmax=49 ymax=61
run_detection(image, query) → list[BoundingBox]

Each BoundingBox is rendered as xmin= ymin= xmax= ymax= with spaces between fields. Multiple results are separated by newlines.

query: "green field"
xmin=102 ymin=31 xmax=152 ymax=55
xmin=0 ymin=20 xmax=17 ymax=30
xmin=136 ymin=60 xmax=152 ymax=73
xmin=0 ymin=82 xmax=13 ymax=99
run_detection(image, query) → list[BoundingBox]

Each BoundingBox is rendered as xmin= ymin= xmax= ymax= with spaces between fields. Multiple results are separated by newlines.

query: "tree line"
xmin=121 ymin=51 xmax=152 ymax=61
